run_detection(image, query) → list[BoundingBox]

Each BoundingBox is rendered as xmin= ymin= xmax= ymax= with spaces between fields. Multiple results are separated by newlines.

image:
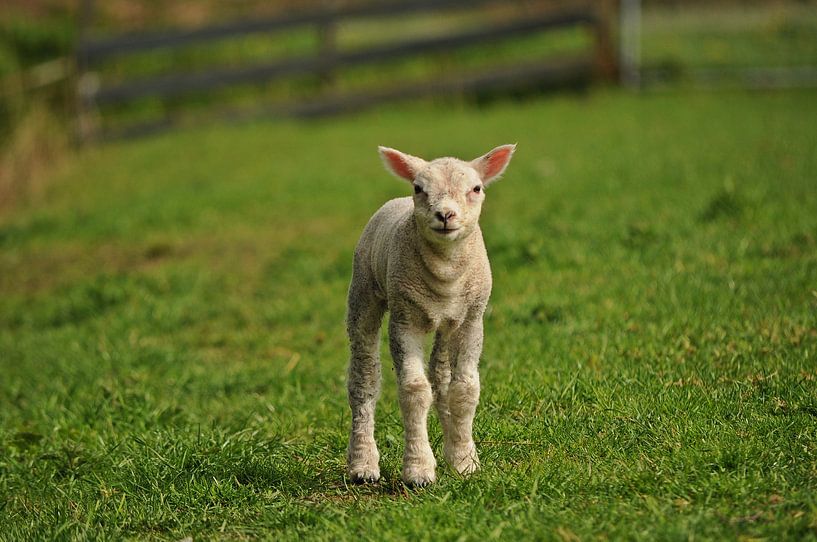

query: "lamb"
xmin=346 ymin=144 xmax=516 ymax=486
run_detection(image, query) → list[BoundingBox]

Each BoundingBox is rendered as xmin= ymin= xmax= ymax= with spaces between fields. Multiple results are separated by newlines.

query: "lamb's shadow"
xmin=222 ymin=447 xmax=418 ymax=499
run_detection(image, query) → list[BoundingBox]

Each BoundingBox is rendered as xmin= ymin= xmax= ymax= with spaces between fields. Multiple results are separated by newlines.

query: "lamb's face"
xmin=378 ymin=144 xmax=516 ymax=245
xmin=411 ymin=159 xmax=484 ymax=243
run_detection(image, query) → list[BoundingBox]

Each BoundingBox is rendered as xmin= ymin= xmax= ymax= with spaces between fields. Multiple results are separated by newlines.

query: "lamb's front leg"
xmin=445 ymin=318 xmax=483 ymax=476
xmin=389 ymin=319 xmax=436 ymax=486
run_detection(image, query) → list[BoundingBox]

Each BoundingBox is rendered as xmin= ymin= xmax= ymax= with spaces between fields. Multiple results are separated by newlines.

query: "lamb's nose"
xmin=435 ymin=210 xmax=456 ymax=224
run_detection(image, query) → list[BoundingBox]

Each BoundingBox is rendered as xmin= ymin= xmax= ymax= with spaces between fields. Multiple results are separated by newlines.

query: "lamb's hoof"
xmin=347 ymin=444 xmax=380 ymax=484
xmin=402 ymin=464 xmax=436 ymax=487
xmin=446 ymin=445 xmax=480 ymax=476
xmin=452 ymin=458 xmax=480 ymax=476
xmin=349 ymin=469 xmax=380 ymax=484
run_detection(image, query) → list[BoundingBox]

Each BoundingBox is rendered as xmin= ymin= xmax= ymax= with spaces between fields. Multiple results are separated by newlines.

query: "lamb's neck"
xmin=413 ymin=225 xmax=480 ymax=284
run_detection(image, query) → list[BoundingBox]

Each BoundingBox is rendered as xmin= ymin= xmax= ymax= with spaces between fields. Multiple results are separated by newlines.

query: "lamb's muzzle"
xmin=346 ymin=144 xmax=516 ymax=486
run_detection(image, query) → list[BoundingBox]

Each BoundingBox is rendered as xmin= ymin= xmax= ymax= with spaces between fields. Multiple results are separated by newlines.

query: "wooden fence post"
xmin=317 ymin=2 xmax=338 ymax=91
xmin=593 ymin=0 xmax=618 ymax=82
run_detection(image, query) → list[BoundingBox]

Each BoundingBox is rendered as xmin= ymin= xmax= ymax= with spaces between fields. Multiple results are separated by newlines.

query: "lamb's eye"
xmin=473 ymin=185 xmax=482 ymax=194
xmin=414 ymin=184 xmax=423 ymax=195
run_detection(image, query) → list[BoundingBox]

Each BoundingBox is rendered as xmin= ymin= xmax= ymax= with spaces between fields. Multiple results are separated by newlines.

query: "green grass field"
xmin=1 ymin=88 xmax=816 ymax=540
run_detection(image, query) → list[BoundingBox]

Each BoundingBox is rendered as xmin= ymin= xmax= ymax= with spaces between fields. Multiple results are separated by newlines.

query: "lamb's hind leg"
xmin=346 ymin=283 xmax=386 ymax=483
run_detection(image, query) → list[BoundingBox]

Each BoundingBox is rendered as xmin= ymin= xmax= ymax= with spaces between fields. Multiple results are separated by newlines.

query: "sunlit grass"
xmin=1 ymin=89 xmax=816 ymax=539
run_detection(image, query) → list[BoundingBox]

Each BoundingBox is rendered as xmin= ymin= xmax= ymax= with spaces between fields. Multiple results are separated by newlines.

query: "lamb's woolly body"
xmin=354 ymin=197 xmax=491 ymax=331
xmin=346 ymin=146 xmax=514 ymax=486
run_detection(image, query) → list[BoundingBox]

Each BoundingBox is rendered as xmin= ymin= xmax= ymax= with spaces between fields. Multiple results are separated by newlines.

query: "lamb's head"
xmin=378 ymin=144 xmax=516 ymax=244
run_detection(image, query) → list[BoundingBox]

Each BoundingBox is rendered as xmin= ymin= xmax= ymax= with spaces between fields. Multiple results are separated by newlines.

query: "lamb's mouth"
xmin=432 ymin=227 xmax=459 ymax=235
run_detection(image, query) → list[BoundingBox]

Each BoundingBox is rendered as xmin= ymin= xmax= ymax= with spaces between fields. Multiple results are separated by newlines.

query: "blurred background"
xmin=1 ymin=0 xmax=816 ymax=207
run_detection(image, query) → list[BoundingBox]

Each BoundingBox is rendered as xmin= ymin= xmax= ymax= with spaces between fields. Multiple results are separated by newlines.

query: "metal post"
xmin=619 ymin=0 xmax=641 ymax=88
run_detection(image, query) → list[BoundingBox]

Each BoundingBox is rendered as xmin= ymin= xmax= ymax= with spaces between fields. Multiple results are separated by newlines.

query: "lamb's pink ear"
xmin=378 ymin=146 xmax=426 ymax=182
xmin=471 ymin=144 xmax=516 ymax=185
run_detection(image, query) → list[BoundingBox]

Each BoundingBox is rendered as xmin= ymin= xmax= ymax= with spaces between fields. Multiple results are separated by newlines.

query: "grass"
xmin=1 ymin=88 xmax=817 ymax=540
xmin=642 ymin=3 xmax=817 ymax=70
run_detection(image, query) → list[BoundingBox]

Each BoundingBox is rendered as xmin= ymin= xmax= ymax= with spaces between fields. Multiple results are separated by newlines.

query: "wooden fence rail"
xmin=79 ymin=0 xmax=513 ymax=62
xmin=76 ymin=0 xmax=618 ymax=141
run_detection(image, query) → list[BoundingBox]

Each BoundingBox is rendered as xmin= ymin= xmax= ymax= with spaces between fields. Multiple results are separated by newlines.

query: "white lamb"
xmin=346 ymin=144 xmax=516 ymax=486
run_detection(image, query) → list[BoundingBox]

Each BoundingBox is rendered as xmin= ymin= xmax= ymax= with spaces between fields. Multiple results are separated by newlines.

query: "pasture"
xmin=1 ymin=88 xmax=816 ymax=540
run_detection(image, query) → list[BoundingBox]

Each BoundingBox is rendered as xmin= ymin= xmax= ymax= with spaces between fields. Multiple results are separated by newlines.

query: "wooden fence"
xmin=76 ymin=0 xmax=618 ymax=141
